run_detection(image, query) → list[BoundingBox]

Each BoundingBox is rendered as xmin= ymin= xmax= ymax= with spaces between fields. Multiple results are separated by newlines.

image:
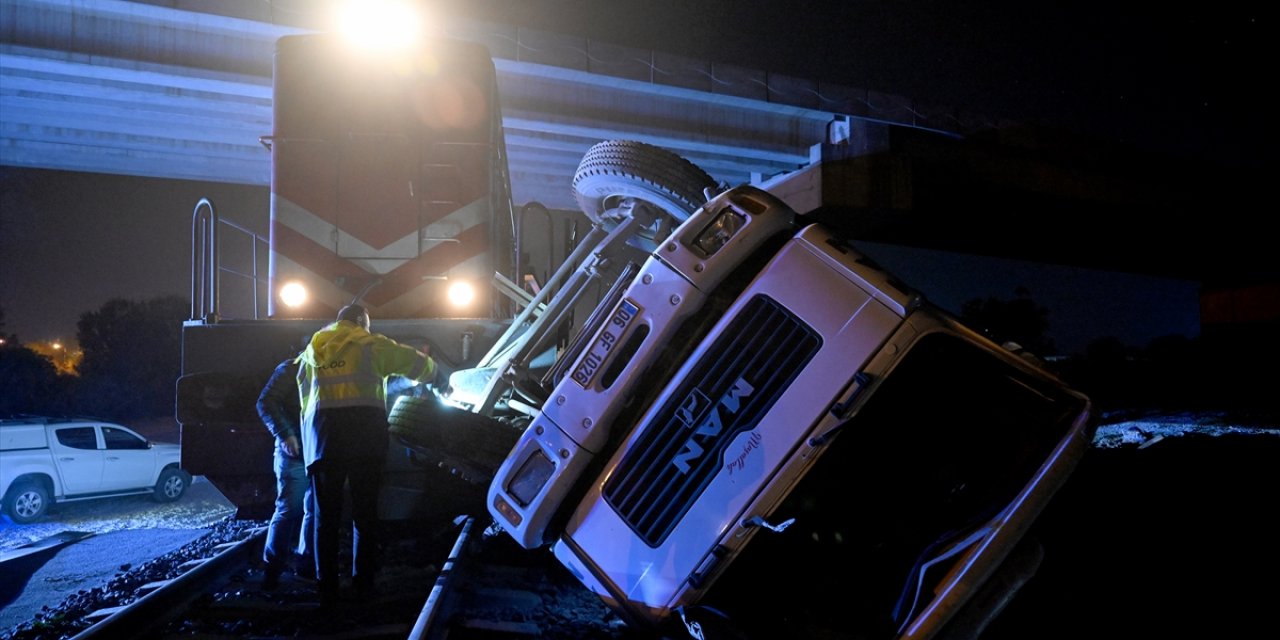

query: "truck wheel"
xmin=4 ymin=481 xmax=50 ymax=524
xmin=388 ymin=396 xmax=522 ymax=484
xmin=572 ymin=140 xmax=718 ymax=246
xmin=153 ymin=468 xmax=190 ymax=502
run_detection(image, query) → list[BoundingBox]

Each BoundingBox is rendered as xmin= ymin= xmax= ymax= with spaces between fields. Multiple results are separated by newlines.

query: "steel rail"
xmin=408 ymin=516 xmax=476 ymax=640
xmin=70 ymin=527 xmax=267 ymax=640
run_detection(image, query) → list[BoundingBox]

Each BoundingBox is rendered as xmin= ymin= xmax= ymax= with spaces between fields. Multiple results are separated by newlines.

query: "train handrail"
xmin=190 ymin=198 xmax=218 ymax=322
xmin=189 ymin=198 xmax=270 ymax=322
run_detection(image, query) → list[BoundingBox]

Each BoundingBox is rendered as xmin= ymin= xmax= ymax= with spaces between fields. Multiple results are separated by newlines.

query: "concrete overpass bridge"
xmin=2 ymin=0 xmax=1267 ymax=291
xmin=0 ymin=0 xmax=989 ymax=211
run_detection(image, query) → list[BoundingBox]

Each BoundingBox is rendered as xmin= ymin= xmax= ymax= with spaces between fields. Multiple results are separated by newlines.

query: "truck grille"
xmin=603 ymin=294 xmax=821 ymax=547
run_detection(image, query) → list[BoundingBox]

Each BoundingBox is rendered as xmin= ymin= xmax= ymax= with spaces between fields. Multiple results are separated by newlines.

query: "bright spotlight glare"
xmin=335 ymin=0 xmax=423 ymax=51
xmin=280 ymin=282 xmax=308 ymax=308
xmin=447 ymin=281 xmax=476 ymax=307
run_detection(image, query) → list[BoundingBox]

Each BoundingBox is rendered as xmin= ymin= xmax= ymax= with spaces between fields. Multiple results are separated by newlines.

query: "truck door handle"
xmin=59 ymin=457 xmax=75 ymax=461
xmin=742 ymin=515 xmax=795 ymax=533
xmin=828 ymin=371 xmax=872 ymax=420
xmin=811 ymin=371 xmax=874 ymax=446
xmin=106 ymin=456 xmax=120 ymax=461
xmin=688 ymin=545 xmax=727 ymax=589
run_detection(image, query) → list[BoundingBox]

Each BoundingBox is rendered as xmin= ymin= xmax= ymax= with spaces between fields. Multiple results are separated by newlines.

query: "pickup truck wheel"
xmin=153 ymin=468 xmax=190 ymax=502
xmin=572 ymin=140 xmax=718 ymax=247
xmin=4 ymin=481 xmax=50 ymax=524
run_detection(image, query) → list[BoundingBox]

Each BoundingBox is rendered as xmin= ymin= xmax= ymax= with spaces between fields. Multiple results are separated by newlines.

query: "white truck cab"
xmin=482 ymin=184 xmax=1093 ymax=639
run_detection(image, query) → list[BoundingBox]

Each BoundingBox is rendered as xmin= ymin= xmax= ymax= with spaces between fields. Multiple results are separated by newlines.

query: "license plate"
xmin=571 ymin=298 xmax=641 ymax=388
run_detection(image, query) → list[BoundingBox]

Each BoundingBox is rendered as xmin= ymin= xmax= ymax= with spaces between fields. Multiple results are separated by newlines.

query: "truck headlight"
xmin=506 ymin=449 xmax=555 ymax=508
xmin=693 ymin=207 xmax=746 ymax=257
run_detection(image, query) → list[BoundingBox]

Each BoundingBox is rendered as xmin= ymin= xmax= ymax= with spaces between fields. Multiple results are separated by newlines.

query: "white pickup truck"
xmin=1 ymin=416 xmax=190 ymax=524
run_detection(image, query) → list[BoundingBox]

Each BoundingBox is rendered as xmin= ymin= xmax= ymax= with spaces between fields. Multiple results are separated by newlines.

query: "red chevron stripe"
xmin=364 ymin=223 xmax=491 ymax=306
xmin=274 ymin=143 xmax=491 ymax=250
xmin=272 ymin=222 xmax=374 ymax=284
xmin=272 ymin=221 xmax=491 ymax=307
xmin=273 ymin=142 xmax=338 ymax=225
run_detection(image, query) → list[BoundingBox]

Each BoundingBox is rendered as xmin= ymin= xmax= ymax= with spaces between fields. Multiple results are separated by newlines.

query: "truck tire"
xmin=572 ymin=140 xmax=718 ymax=245
xmin=153 ymin=467 xmax=190 ymax=502
xmin=388 ymin=396 xmax=522 ymax=484
xmin=3 ymin=480 xmax=50 ymax=524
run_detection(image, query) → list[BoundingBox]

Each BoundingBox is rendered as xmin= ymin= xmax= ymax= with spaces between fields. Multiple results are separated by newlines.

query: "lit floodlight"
xmin=280 ymin=282 xmax=308 ymax=308
xmin=447 ymin=280 xmax=476 ymax=307
xmin=334 ymin=0 xmax=424 ymax=51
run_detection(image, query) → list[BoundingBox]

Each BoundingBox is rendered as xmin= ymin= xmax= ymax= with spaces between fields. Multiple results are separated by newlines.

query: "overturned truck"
xmin=178 ymin=31 xmax=1092 ymax=640
xmin=398 ymin=160 xmax=1093 ymax=640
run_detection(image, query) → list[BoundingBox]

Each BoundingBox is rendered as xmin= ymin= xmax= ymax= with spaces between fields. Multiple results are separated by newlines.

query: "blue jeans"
xmin=263 ymin=445 xmax=315 ymax=571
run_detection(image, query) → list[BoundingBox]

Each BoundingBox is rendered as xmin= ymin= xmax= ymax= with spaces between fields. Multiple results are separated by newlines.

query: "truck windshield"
xmin=699 ymin=331 xmax=1088 ymax=638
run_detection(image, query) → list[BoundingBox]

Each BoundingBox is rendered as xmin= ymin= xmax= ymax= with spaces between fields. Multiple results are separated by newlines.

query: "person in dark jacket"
xmin=256 ymin=352 xmax=315 ymax=590
xmin=296 ymin=304 xmax=436 ymax=609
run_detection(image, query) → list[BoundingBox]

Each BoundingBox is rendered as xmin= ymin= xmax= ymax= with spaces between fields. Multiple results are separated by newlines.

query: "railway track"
xmin=411 ymin=518 xmax=643 ymax=640
xmin=4 ymin=512 xmax=643 ymax=640
xmin=70 ymin=526 xmax=271 ymax=640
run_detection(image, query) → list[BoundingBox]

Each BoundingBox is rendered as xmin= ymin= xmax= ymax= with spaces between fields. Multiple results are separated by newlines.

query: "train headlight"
xmin=279 ymin=282 xmax=308 ymax=308
xmin=446 ymin=280 xmax=476 ymax=308
xmin=333 ymin=0 xmax=424 ymax=52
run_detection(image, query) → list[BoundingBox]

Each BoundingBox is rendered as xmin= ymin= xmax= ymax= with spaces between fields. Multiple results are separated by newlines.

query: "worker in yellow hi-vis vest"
xmin=296 ymin=304 xmax=436 ymax=611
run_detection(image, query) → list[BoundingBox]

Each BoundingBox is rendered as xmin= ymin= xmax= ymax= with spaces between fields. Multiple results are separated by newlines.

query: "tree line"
xmin=0 ymin=296 xmax=187 ymax=421
xmin=2 ymin=289 xmax=1274 ymax=423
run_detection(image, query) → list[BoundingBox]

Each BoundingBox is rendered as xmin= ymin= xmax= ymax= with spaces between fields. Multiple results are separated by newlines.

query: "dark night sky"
xmin=0 ymin=1 xmax=1269 ymax=350
xmin=456 ymin=0 xmax=1267 ymax=169
xmin=0 ymin=169 xmax=269 ymax=346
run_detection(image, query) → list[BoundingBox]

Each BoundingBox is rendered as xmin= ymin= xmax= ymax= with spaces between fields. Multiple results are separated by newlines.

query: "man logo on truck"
xmin=672 ymin=377 xmax=755 ymax=474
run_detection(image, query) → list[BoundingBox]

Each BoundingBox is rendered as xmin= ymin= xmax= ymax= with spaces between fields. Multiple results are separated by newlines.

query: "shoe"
xmin=352 ymin=577 xmax=375 ymax=604
xmin=295 ymin=557 xmax=316 ymax=581
xmin=263 ymin=565 xmax=282 ymax=591
xmin=317 ymin=575 xmax=341 ymax=609
xmin=318 ymin=585 xmax=340 ymax=612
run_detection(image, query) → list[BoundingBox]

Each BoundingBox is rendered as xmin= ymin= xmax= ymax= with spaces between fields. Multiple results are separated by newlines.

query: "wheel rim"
xmin=164 ymin=475 xmax=184 ymax=498
xmin=15 ymin=491 xmax=42 ymax=518
xmin=571 ymin=140 xmax=717 ymax=244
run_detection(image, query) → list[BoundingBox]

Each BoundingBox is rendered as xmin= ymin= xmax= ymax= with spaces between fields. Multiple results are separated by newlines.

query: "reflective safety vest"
xmin=296 ymin=320 xmax=435 ymax=428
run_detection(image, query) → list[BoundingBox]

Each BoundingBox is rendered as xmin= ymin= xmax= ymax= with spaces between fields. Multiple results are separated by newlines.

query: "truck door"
xmin=49 ymin=426 xmax=104 ymax=495
xmin=99 ymin=426 xmax=155 ymax=491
